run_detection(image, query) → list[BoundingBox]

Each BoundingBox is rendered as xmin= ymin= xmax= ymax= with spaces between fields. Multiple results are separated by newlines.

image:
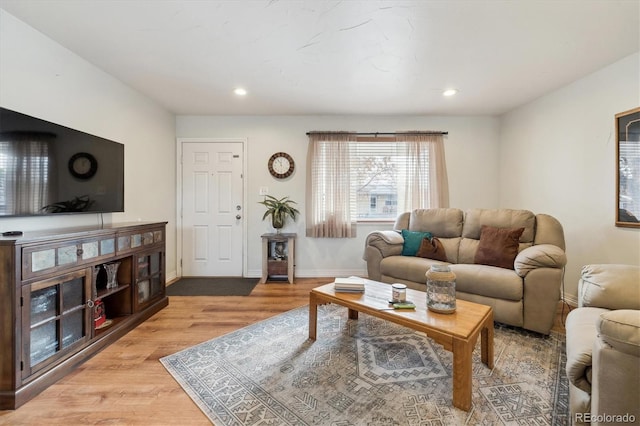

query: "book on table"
xmin=334 ymin=277 xmax=365 ymax=292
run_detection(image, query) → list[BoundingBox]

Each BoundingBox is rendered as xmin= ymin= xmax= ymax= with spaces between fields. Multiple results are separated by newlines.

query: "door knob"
xmin=236 ymin=215 xmax=241 ymax=220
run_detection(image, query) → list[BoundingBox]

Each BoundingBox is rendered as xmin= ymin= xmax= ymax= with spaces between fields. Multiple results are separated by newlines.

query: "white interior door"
xmin=182 ymin=141 xmax=243 ymax=276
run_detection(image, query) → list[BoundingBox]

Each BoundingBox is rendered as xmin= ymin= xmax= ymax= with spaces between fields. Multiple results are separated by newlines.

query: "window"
xmin=354 ymin=141 xmax=426 ymax=220
xmin=306 ymin=132 xmax=449 ymax=237
xmin=369 ymin=196 xmax=377 ymax=210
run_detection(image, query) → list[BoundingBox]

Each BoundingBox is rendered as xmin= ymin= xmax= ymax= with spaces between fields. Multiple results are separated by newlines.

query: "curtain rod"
xmin=306 ymin=131 xmax=448 ymax=136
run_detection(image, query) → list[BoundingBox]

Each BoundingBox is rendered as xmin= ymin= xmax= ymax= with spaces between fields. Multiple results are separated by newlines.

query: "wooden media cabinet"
xmin=0 ymin=222 xmax=169 ymax=409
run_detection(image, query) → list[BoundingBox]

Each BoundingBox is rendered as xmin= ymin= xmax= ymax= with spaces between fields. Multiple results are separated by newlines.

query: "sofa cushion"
xmin=408 ymin=208 xmax=464 ymax=237
xmin=565 ymin=307 xmax=609 ymax=393
xmin=416 ymin=237 xmax=448 ymax=262
xmin=597 ymin=310 xmax=640 ymax=357
xmin=474 ymin=226 xmax=524 ymax=270
xmin=449 ymin=264 xmax=523 ymax=301
xmin=579 ymin=264 xmax=640 ymax=310
xmin=401 ymin=230 xmax=432 ymax=256
xmin=438 ymin=237 xmax=461 ymax=264
xmin=380 ymin=256 xmax=437 ymax=285
xmin=462 ymin=208 xmax=535 ymax=242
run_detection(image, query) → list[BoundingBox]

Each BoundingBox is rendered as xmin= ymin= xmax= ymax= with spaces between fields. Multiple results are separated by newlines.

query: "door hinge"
xmin=20 ymin=296 xmax=23 ymax=307
xmin=180 ymin=259 xmax=182 ymax=267
xmin=20 ymin=361 xmax=24 ymax=371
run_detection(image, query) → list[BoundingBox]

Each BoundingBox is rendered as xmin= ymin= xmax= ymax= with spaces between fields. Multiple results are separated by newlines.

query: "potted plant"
xmin=259 ymin=195 xmax=300 ymax=232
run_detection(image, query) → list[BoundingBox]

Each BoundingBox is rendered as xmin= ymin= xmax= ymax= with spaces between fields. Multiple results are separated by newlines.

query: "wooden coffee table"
xmin=309 ymin=279 xmax=493 ymax=411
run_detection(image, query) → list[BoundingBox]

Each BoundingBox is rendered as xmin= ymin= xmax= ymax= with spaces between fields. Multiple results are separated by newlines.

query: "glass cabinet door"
xmin=23 ymin=269 xmax=91 ymax=377
xmin=135 ymin=251 xmax=163 ymax=309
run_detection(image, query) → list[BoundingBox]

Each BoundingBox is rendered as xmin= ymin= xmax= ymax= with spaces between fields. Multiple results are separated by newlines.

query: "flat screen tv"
xmin=0 ymin=107 xmax=124 ymax=217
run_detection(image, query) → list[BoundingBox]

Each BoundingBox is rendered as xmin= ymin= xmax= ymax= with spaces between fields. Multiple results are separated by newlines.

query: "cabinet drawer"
xmin=116 ymin=227 xmax=164 ymax=255
xmin=23 ymin=237 xmax=117 ymax=280
xmin=268 ymin=260 xmax=288 ymax=275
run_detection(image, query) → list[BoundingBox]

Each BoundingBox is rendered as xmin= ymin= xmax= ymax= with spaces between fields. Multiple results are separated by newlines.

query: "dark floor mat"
xmin=166 ymin=277 xmax=259 ymax=296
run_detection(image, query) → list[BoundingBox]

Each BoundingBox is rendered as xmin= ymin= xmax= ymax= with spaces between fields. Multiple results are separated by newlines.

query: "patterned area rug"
xmin=161 ymin=304 xmax=569 ymax=425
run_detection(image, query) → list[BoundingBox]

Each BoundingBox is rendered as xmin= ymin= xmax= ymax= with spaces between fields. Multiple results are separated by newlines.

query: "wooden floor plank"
xmin=0 ymin=278 xmax=567 ymax=425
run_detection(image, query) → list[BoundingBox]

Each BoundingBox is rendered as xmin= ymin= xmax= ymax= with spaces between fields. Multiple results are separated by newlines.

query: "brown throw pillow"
xmin=416 ymin=237 xmax=448 ymax=262
xmin=474 ymin=225 xmax=524 ymax=270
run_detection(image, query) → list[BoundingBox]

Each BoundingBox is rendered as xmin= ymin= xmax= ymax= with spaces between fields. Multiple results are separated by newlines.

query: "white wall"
xmin=0 ymin=10 xmax=178 ymax=280
xmin=176 ymin=115 xmax=500 ymax=277
xmin=8 ymin=6 xmax=631 ymax=295
xmin=499 ymin=53 xmax=640 ymax=303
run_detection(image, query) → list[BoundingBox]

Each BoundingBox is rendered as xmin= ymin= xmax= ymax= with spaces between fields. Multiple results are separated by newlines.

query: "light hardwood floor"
xmin=0 ymin=278 xmax=568 ymax=425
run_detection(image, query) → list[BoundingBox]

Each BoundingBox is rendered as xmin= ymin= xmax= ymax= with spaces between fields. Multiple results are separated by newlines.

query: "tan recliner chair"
xmin=565 ymin=264 xmax=640 ymax=425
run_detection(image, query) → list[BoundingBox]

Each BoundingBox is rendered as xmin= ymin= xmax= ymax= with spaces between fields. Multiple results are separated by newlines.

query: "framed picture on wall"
xmin=616 ymin=107 xmax=640 ymax=228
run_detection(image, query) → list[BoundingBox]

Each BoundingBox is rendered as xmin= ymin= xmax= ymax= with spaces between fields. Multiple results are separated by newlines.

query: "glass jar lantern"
xmin=426 ymin=264 xmax=456 ymax=314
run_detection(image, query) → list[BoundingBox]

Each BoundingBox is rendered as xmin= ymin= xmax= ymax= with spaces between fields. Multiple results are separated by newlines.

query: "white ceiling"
xmin=1 ymin=0 xmax=638 ymax=116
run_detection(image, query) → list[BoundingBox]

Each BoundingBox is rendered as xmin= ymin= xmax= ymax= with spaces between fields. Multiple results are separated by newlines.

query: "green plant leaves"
xmin=258 ymin=195 xmax=300 ymax=223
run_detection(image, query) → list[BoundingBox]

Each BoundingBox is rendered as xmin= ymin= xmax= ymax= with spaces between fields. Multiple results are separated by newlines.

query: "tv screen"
xmin=0 ymin=107 xmax=124 ymax=217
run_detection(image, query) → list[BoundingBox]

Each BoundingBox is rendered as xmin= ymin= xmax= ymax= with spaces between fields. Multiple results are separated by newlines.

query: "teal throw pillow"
xmin=401 ymin=230 xmax=433 ymax=256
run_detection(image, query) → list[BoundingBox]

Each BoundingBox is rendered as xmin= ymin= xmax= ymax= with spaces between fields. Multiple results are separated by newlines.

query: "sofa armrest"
xmin=578 ymin=264 xmax=640 ymax=309
xmin=591 ymin=310 xmax=640 ymax=423
xmin=363 ymin=231 xmax=404 ymax=281
xmin=514 ymin=244 xmax=566 ymax=278
xmin=566 ymin=308 xmax=600 ymax=393
xmin=565 ymin=307 xmax=608 ymax=393
xmin=363 ymin=231 xmax=404 ymax=260
xmin=597 ymin=310 xmax=640 ymax=358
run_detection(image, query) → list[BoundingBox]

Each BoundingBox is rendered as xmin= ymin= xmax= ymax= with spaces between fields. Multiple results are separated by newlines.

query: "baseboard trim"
xmin=562 ymin=294 xmax=578 ymax=307
xmin=246 ymin=268 xmax=367 ymax=279
xmin=166 ymin=269 xmax=178 ymax=283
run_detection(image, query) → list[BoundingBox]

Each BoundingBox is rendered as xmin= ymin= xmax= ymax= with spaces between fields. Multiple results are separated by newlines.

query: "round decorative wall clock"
xmin=68 ymin=152 xmax=98 ymax=179
xmin=268 ymin=152 xmax=294 ymax=179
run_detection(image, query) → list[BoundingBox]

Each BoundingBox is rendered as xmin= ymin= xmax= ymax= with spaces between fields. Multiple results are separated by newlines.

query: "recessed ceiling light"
xmin=234 ymin=87 xmax=247 ymax=96
xmin=443 ymin=89 xmax=458 ymax=97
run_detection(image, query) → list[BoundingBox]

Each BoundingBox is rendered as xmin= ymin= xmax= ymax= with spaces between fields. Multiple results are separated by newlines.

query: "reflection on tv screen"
xmin=0 ymin=108 xmax=124 ymax=217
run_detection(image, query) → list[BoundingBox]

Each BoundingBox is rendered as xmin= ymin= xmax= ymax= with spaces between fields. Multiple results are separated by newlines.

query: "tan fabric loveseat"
xmin=363 ymin=208 xmax=566 ymax=335
xmin=565 ymin=264 xmax=640 ymax=425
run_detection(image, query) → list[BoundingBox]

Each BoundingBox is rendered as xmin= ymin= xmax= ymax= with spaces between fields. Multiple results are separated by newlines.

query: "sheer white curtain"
xmin=306 ymin=131 xmax=449 ymax=238
xmin=397 ymin=132 xmax=449 ymax=211
xmin=306 ymin=132 xmax=358 ymax=237
xmin=0 ymin=132 xmax=55 ymax=215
